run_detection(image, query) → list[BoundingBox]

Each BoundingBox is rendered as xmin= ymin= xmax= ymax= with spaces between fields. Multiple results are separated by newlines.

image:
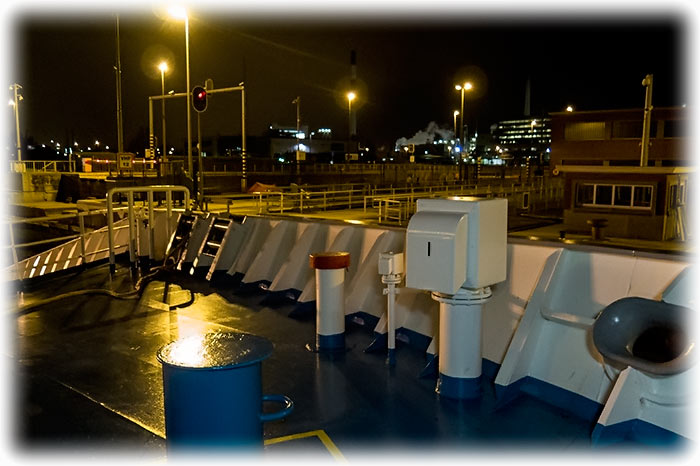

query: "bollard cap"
xmin=157 ymin=332 xmax=273 ymax=370
xmin=309 ymin=251 xmax=350 ymax=270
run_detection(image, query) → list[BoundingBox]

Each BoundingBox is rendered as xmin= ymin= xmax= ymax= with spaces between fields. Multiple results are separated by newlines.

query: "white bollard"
xmin=432 ymin=286 xmax=492 ymax=399
xmin=310 ymin=252 xmax=351 ymax=351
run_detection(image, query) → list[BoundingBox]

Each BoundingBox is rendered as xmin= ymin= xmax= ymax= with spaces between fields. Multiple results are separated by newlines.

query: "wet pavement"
xmin=9 ymin=259 xmax=670 ymax=461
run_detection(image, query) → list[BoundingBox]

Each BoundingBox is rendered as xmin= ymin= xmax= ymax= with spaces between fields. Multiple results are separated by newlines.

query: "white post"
xmin=310 ymin=252 xmax=350 ymax=351
xmin=148 ymin=190 xmax=155 ymax=263
xmin=432 ymin=287 xmax=492 ymax=399
xmin=107 ymin=190 xmax=115 ymax=272
xmin=379 ymin=251 xmax=404 ymax=365
xmin=127 ymin=191 xmax=136 ymax=265
xmin=640 ymin=74 xmax=654 ymax=167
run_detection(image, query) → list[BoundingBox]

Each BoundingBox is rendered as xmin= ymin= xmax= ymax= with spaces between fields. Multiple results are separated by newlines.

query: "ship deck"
xmin=9 ymin=257 xmax=687 ymax=462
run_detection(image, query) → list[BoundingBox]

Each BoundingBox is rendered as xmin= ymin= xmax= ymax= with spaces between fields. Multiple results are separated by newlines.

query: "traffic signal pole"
xmin=147 ymin=82 xmax=246 ymax=190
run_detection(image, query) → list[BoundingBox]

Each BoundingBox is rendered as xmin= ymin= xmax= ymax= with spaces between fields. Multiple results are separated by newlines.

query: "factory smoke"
xmin=394 ymin=121 xmax=455 ymax=151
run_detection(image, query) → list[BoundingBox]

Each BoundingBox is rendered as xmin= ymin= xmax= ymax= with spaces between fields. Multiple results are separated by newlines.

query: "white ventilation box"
xmin=405 ymin=197 xmax=507 ymax=294
xmin=378 ymin=251 xmax=404 ymax=276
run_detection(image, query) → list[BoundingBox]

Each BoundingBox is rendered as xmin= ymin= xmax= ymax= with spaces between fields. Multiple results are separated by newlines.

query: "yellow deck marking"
xmin=57 ymin=377 xmax=345 ymax=462
xmin=265 ymin=429 xmax=346 ymax=462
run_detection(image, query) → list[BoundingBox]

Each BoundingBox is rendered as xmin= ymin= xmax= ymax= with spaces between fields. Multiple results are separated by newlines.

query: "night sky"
xmin=7 ymin=5 xmax=688 ymax=156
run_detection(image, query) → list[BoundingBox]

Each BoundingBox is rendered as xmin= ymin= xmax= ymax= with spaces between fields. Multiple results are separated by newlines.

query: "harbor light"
xmin=455 ymin=82 xmax=473 ymax=148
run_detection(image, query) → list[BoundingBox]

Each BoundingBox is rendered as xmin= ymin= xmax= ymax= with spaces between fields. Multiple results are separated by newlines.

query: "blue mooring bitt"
xmin=157 ymin=332 xmax=293 ymax=450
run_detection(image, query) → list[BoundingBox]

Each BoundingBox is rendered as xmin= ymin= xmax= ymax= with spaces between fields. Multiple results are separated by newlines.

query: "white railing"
xmin=3 ymin=206 xmax=130 ymax=279
xmin=10 ymin=160 xmax=77 ymax=173
xmin=107 ymin=186 xmax=191 ymax=270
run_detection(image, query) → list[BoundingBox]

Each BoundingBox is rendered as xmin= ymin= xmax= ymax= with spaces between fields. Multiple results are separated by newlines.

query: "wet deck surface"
xmin=9 ymin=260 xmax=671 ymax=460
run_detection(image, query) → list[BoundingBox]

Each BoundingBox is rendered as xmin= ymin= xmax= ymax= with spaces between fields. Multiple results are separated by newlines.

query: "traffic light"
xmin=192 ymin=86 xmax=207 ymax=112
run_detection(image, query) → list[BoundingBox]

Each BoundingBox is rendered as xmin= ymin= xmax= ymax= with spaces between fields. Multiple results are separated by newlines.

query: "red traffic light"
xmin=192 ymin=85 xmax=208 ymax=112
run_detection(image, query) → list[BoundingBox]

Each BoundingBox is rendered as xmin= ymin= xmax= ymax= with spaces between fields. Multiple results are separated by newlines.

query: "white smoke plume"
xmin=394 ymin=121 xmax=455 ymax=151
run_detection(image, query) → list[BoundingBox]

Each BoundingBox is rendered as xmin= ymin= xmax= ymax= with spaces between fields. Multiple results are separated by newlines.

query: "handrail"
xmin=106 ymin=185 xmax=190 ymax=271
xmin=3 ymin=206 xmax=130 ymax=279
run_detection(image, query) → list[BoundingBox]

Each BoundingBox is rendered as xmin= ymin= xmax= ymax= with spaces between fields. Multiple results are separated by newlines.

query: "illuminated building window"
xmin=576 ymin=183 xmax=653 ymax=210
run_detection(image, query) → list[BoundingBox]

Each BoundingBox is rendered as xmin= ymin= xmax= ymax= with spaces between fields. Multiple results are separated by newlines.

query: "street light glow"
xmin=566 ymin=105 xmax=574 ymax=112
xmin=168 ymin=6 xmax=188 ymax=20
xmin=453 ymin=110 xmax=459 ymax=116
xmin=347 ymin=91 xmax=356 ymax=102
xmin=158 ymin=61 xmax=169 ymax=73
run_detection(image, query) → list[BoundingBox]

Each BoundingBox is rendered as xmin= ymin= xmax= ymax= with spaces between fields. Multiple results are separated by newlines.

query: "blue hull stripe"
xmin=316 ymin=333 xmax=345 ymax=351
xmin=592 ymin=420 xmax=688 ymax=447
xmin=437 ymin=373 xmax=482 ymax=400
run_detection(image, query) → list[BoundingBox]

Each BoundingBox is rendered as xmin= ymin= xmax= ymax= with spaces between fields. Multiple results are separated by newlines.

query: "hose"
xmin=15 ymin=216 xmax=195 ymax=316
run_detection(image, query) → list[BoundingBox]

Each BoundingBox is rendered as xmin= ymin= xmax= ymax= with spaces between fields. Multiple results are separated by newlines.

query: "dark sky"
xmin=10 ymin=7 xmax=687 ymax=154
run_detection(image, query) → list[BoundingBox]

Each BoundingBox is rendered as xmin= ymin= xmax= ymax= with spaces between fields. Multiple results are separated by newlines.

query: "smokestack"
xmin=349 ymin=50 xmax=357 ymax=139
xmin=524 ymin=78 xmax=531 ymax=117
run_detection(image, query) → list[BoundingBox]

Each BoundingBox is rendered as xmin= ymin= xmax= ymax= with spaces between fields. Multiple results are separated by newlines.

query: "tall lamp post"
xmin=292 ymin=96 xmax=301 ymax=175
xmin=347 ymin=91 xmax=356 ymax=158
xmin=9 ymin=83 xmax=22 ymax=162
xmin=158 ymin=61 xmax=169 ymax=166
xmin=453 ymin=110 xmax=459 ymax=153
xmin=454 ymin=82 xmax=472 ymax=149
xmin=169 ymin=6 xmax=192 ymax=178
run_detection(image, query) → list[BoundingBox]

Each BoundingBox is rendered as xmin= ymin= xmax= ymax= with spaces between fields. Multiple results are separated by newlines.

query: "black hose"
xmin=16 ymin=217 xmax=195 ymax=316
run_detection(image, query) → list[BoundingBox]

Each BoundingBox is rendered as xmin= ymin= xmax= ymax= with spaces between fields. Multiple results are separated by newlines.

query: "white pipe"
xmin=315 ymin=268 xmax=345 ymax=338
xmin=311 ymin=252 xmax=350 ymax=351
xmin=387 ymin=281 xmax=396 ymax=352
xmin=127 ymin=191 xmax=135 ymax=264
xmin=381 ymin=274 xmax=402 ymax=365
xmin=148 ymin=190 xmax=155 ymax=261
xmin=432 ymin=286 xmax=492 ymax=399
xmin=106 ymin=186 xmax=190 ymax=271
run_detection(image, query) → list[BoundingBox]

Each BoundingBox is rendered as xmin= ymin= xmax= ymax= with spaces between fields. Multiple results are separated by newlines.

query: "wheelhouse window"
xmin=576 ymin=183 xmax=653 ymax=210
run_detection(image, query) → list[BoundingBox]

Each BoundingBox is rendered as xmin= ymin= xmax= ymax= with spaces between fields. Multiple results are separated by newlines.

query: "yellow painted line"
xmin=57 ymin=376 xmax=345 ymax=462
xmin=316 ymin=430 xmax=347 ymax=462
xmin=265 ymin=429 xmax=346 ymax=462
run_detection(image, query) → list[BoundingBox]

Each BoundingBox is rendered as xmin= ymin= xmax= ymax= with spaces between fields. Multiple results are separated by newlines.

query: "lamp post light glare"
xmin=347 ymin=91 xmax=356 ymax=141
xmin=10 ymin=83 xmax=23 ymax=161
xmin=453 ymin=110 xmax=460 ymax=150
xmin=566 ymin=105 xmax=574 ymax=112
xmin=169 ymin=6 xmax=192 ymax=177
xmin=454 ymin=82 xmax=473 ymax=148
xmin=158 ymin=61 xmax=169 ymax=162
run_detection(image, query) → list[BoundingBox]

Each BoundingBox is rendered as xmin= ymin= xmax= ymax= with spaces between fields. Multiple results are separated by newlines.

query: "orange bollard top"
xmin=309 ymin=252 xmax=351 ymax=270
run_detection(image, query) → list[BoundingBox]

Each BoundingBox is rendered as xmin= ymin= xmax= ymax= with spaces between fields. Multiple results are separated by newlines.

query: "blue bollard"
xmin=157 ymin=332 xmax=293 ymax=451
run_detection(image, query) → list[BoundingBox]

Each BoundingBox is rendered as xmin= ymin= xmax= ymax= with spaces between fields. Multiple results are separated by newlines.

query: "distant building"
xmin=549 ymin=107 xmax=688 ymax=167
xmin=266 ymin=124 xmax=350 ymax=163
xmin=550 ymin=107 xmax=691 ymax=241
xmin=491 ymin=118 xmax=552 ymax=165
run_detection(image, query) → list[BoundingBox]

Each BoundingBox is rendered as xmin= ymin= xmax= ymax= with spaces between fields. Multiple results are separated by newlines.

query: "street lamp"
xmin=453 ymin=110 xmax=460 ymax=149
xmin=168 ymin=6 xmax=192 ymax=177
xmin=346 ymin=91 xmax=356 ymax=158
xmin=347 ymin=91 xmax=356 ymax=134
xmin=158 ymin=61 xmax=169 ymax=162
xmin=454 ymin=82 xmax=473 ymax=148
xmin=9 ymin=83 xmax=22 ymax=161
xmin=565 ymin=105 xmax=574 ymax=112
